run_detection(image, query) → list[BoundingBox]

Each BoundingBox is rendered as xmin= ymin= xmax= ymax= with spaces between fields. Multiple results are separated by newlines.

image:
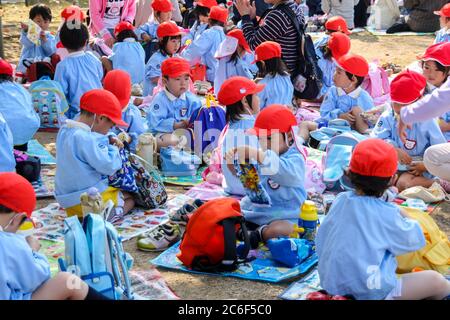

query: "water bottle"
xmin=80 ymin=187 xmax=103 ymax=217
xmin=291 ymin=200 xmax=319 ymax=241
xmin=136 ymin=133 xmax=157 ymax=166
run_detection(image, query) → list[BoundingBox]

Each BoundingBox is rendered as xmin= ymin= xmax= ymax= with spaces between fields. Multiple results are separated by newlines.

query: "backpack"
xmin=295 ymin=106 xmax=321 ymax=123
xmin=24 ymin=60 xmax=55 ymax=83
xmin=309 ymin=119 xmax=352 ymax=150
xmin=108 ymin=141 xmax=139 ymax=193
xmin=396 ymin=207 xmax=450 ymax=275
xmin=29 ymin=79 xmax=68 ymax=129
xmin=302 ymin=147 xmax=326 ymax=194
xmin=60 ymin=213 xmax=134 ymax=300
xmin=361 ymin=62 xmax=391 ymax=106
xmin=160 ymin=146 xmax=202 ymax=177
xmin=277 ymin=3 xmax=323 ymax=99
xmin=14 ymin=150 xmax=41 ymax=183
xmin=177 ymin=198 xmax=251 ymax=272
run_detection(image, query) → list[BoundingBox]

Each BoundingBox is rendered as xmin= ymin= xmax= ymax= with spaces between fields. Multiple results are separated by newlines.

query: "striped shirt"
xmin=241 ymin=1 xmax=305 ymax=73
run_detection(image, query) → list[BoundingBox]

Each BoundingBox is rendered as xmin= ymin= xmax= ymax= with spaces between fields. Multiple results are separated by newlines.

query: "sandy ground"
xmin=6 ymin=2 xmax=448 ymax=299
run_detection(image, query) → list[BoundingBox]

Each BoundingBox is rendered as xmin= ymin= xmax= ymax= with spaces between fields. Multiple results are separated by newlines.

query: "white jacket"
xmin=321 ymin=0 xmax=360 ymax=29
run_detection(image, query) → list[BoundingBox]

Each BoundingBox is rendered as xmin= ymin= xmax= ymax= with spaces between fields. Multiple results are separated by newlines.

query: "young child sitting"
xmin=55 ymin=89 xmax=135 ymax=219
xmin=181 ymin=5 xmax=228 ymax=83
xmin=225 ymin=105 xmax=307 ymax=246
xmin=0 ymin=59 xmax=40 ymax=151
xmin=101 ymin=22 xmax=145 ymax=86
xmin=0 ymin=172 xmax=109 ymax=300
xmin=54 ymin=22 xmax=103 ymax=119
xmin=213 ymin=29 xmax=254 ymax=96
xmin=146 ymin=57 xmax=201 ymax=150
xmin=371 ymin=70 xmax=447 ymax=192
xmin=182 ymin=0 xmax=217 ymax=45
xmin=17 ymin=4 xmax=56 ymax=74
xmin=143 ymin=22 xmax=182 ymax=97
xmin=217 ymin=76 xmax=264 ymax=196
xmin=314 ymin=15 xmax=351 ymax=51
xmin=316 ymin=138 xmax=450 ymax=300
xmin=434 ymin=3 xmax=450 ymax=44
xmin=0 ymin=111 xmax=14 ymax=173
xmin=104 ymin=70 xmax=148 ymax=152
xmin=254 ymin=41 xmax=293 ymax=110
xmin=55 ymin=5 xmax=86 ymax=60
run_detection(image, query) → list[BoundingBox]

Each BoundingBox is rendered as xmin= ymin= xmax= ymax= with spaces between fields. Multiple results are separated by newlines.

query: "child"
xmin=17 ymin=4 xmax=56 ymax=74
xmin=181 ymin=5 xmax=228 ymax=83
xmin=371 ymin=70 xmax=446 ymax=191
xmin=0 ymin=111 xmax=14 ymax=173
xmin=101 ymin=21 xmax=145 ymax=86
xmin=319 ymin=53 xmax=374 ymax=133
xmin=55 ymin=89 xmax=135 ymax=219
xmin=104 ymin=70 xmax=148 ymax=152
xmin=225 ymin=105 xmax=307 ymax=245
xmin=0 ymin=172 xmax=109 ymax=300
xmin=316 ymin=138 xmax=450 ymax=300
xmin=217 ymin=76 xmax=264 ymax=196
xmin=54 ymin=22 xmax=103 ymax=119
xmin=143 ymin=21 xmax=182 ymax=96
xmin=146 ymin=57 xmax=201 ymax=149
xmin=314 ymin=15 xmax=351 ymax=50
xmin=182 ymin=0 xmax=218 ymax=45
xmin=434 ymin=3 xmax=450 ymax=44
xmin=321 ymin=1 xmax=360 ymax=30
xmin=214 ymin=29 xmax=254 ymax=96
xmin=254 ymin=41 xmax=294 ymax=110
xmin=55 ymin=5 xmax=86 ymax=60
xmin=0 ymin=59 xmax=40 ymax=151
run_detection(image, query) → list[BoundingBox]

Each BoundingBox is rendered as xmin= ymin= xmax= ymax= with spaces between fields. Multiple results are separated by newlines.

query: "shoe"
xmin=137 ymin=223 xmax=181 ymax=252
xmin=170 ymin=203 xmax=196 ymax=225
xmin=437 ymin=178 xmax=450 ymax=193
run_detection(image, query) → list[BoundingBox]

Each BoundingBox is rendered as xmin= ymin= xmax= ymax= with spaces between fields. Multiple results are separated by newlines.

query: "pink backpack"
xmin=361 ymin=62 xmax=390 ymax=106
xmin=201 ymin=124 xmax=228 ymax=185
xmin=295 ymin=106 xmax=321 ymax=123
xmin=301 ymin=147 xmax=326 ymax=194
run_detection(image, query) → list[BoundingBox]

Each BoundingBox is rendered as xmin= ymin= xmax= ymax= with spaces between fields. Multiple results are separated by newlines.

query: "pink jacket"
xmin=88 ymin=0 xmax=137 ymax=40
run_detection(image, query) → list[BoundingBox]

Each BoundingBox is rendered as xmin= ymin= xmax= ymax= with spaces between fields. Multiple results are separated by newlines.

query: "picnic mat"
xmin=162 ymin=167 xmax=206 ymax=186
xmin=308 ymin=28 xmax=365 ymax=38
xmin=34 ymin=167 xmax=55 ymax=199
xmin=129 ymin=268 xmax=179 ymax=300
xmin=365 ymin=26 xmax=435 ymax=36
xmin=28 ymin=139 xmax=56 ymax=165
xmin=151 ymin=241 xmax=318 ymax=283
xmin=279 ymin=268 xmax=321 ymax=300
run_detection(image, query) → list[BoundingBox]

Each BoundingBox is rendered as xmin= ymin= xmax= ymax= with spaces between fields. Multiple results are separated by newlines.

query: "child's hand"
xmin=105 ymin=37 xmax=115 ymax=48
xmin=396 ymin=148 xmax=412 ymax=165
xmin=142 ymin=33 xmax=151 ymax=42
xmin=409 ymin=162 xmax=426 ymax=176
xmin=226 ymin=146 xmax=264 ymax=164
xmin=26 ymin=236 xmax=41 ymax=252
xmin=20 ymin=22 xmax=29 ymax=32
xmin=339 ymin=112 xmax=356 ymax=124
xmin=109 ymin=136 xmax=124 ymax=149
xmin=173 ymin=120 xmax=189 ymax=130
xmin=134 ymin=98 xmax=143 ymax=106
xmin=40 ymin=31 xmax=47 ymax=42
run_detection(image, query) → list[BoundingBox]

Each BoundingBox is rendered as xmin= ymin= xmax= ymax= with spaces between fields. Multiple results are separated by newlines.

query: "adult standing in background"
xmin=321 ymin=0 xmax=360 ymax=29
xmin=134 ymin=0 xmax=183 ymax=27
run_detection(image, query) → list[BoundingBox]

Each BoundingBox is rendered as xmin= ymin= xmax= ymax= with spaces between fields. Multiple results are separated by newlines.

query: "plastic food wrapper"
xmin=234 ymin=158 xmax=271 ymax=207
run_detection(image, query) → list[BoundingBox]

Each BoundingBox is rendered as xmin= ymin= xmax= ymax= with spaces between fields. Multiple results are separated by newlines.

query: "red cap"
xmin=56 ymin=41 xmax=65 ymax=49
xmin=152 ymin=0 xmax=173 ymax=12
xmin=390 ymin=69 xmax=427 ymax=105
xmin=247 ymin=104 xmax=297 ymax=137
xmin=161 ymin=57 xmax=191 ymax=78
xmin=227 ymin=29 xmax=251 ymax=53
xmin=80 ymin=89 xmax=128 ymax=127
xmin=417 ymin=42 xmax=450 ymax=67
xmin=157 ymin=21 xmax=182 ymax=38
xmin=61 ymin=5 xmax=85 ymax=21
xmin=0 ymin=173 xmax=36 ymax=216
xmin=349 ymin=139 xmax=398 ymax=178
xmin=217 ymin=76 xmax=265 ymax=105
xmin=325 ymin=16 xmax=351 ymax=35
xmin=335 ymin=53 xmax=369 ymax=77
xmin=104 ymin=70 xmax=132 ymax=109
xmin=114 ymin=21 xmax=134 ymax=37
xmin=434 ymin=3 xmax=450 ymax=17
xmin=254 ymin=41 xmax=282 ymax=63
xmin=328 ymin=32 xmax=351 ymax=59
xmin=196 ymin=0 xmax=218 ymax=9
xmin=0 ymin=59 xmax=13 ymax=76
xmin=209 ymin=6 xmax=228 ymax=24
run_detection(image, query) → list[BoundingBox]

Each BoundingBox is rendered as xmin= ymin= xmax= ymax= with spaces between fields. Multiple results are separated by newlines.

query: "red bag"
xmin=177 ymin=198 xmax=251 ymax=272
xmin=190 ymin=63 xmax=207 ymax=82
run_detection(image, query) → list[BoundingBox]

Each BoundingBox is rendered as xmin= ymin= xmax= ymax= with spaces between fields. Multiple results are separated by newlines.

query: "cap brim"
xmin=112 ymin=118 xmax=129 ymax=127
xmin=250 ymin=83 xmax=265 ymax=95
xmin=434 ymin=11 xmax=442 ymax=16
xmin=245 ymin=127 xmax=277 ymax=137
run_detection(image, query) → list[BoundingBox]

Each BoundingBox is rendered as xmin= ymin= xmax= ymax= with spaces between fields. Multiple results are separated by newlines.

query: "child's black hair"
xmin=348 ymin=171 xmax=392 ymax=198
xmin=29 ymin=3 xmax=52 ymax=22
xmin=256 ymin=57 xmax=289 ymax=78
xmin=194 ymin=5 xmax=210 ymax=19
xmin=159 ymin=35 xmax=182 ymax=56
xmin=345 ymin=71 xmax=365 ymax=88
xmin=80 ymin=109 xmax=95 ymax=117
xmin=0 ymin=204 xmax=12 ymax=214
xmin=320 ymin=44 xmax=333 ymax=60
xmin=209 ymin=19 xmax=225 ymax=28
xmin=59 ymin=22 xmax=89 ymax=51
xmin=421 ymin=60 xmax=450 ymax=77
xmin=116 ymin=29 xmax=138 ymax=42
xmin=225 ymin=95 xmax=253 ymax=123
xmin=0 ymin=74 xmax=13 ymax=83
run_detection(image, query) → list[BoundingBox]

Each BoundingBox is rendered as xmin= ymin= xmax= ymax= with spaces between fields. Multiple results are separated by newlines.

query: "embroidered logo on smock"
xmin=404 ymin=139 xmax=417 ymax=150
xmin=267 ymin=179 xmax=280 ymax=190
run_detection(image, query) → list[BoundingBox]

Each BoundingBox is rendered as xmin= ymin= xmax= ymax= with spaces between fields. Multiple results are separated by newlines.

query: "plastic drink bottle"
xmin=80 ymin=187 xmax=103 ymax=217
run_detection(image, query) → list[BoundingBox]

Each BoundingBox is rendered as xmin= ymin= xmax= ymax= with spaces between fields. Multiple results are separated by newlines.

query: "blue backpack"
xmin=160 ymin=147 xmax=202 ymax=177
xmin=29 ymin=79 xmax=68 ymax=129
xmin=59 ymin=213 xmax=134 ymax=300
xmin=309 ymin=119 xmax=353 ymax=150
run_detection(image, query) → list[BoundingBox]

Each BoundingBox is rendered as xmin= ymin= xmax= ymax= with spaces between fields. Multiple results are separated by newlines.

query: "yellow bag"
xmin=396 ymin=207 xmax=450 ymax=275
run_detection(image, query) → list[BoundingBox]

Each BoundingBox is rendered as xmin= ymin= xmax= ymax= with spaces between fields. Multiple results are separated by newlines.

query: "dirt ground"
xmin=6 ymin=2 xmax=449 ymax=300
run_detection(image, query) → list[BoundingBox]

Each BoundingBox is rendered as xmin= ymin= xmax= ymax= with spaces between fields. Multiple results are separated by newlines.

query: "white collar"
xmin=210 ymin=25 xmax=224 ymax=31
xmin=65 ymin=119 xmax=91 ymax=132
xmin=66 ymin=51 xmax=85 ymax=58
xmin=446 ymin=28 xmax=450 ymax=35
xmin=164 ymin=88 xmax=186 ymax=101
xmin=123 ymin=38 xmax=136 ymax=43
xmin=337 ymin=86 xmax=362 ymax=99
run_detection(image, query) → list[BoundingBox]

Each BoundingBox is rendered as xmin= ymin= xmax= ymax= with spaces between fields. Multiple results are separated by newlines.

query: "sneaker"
xmin=137 ymin=223 xmax=181 ymax=252
xmin=170 ymin=203 xmax=196 ymax=225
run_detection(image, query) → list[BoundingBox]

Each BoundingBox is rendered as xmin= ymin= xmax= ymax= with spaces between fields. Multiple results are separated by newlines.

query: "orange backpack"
xmin=177 ymin=198 xmax=251 ymax=272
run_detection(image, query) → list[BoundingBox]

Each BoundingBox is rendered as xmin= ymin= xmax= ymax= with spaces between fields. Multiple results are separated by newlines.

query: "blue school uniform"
xmin=143 ymin=50 xmax=171 ymax=96
xmin=316 ymin=49 xmax=336 ymax=97
xmin=0 ymin=112 xmax=15 ymax=172
xmin=440 ymin=111 xmax=450 ymax=141
xmin=0 ymin=81 xmax=40 ymax=145
xmin=314 ymin=35 xmax=329 ymax=52
xmin=55 ymin=120 xmax=122 ymax=208
xmin=181 ymin=26 xmax=226 ymax=82
xmin=54 ymin=51 xmax=103 ymax=119
xmin=109 ymin=39 xmax=146 ymax=85
xmin=240 ymin=146 xmax=307 ymax=225
xmin=242 ymin=52 xmax=258 ymax=76
xmin=182 ymin=21 xmax=208 ymax=44
xmin=214 ymin=56 xmax=254 ymax=96
xmin=320 ymin=86 xmax=374 ymax=122
xmin=316 ymin=191 xmax=425 ymax=300
xmin=371 ymin=109 xmax=446 ymax=157
xmin=0 ymin=231 xmax=51 ymax=300
xmin=146 ymin=89 xmax=201 ymax=134
xmin=136 ymin=21 xmax=159 ymax=40
xmin=221 ymin=115 xmax=259 ymax=196
xmin=258 ymin=73 xmax=294 ymax=110
xmin=17 ymin=30 xmax=56 ymax=73
xmin=434 ymin=27 xmax=450 ymax=44
xmin=113 ymin=103 xmax=148 ymax=152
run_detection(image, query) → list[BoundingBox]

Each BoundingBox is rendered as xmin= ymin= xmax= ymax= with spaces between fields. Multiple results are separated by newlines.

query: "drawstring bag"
xmin=398 ymin=182 xmax=449 ymax=203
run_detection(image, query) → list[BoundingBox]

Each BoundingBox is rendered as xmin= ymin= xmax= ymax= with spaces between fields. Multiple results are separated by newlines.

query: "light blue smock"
xmin=0 ymin=112 xmax=15 ymax=172
xmin=258 ymin=73 xmax=294 ymax=110
xmin=109 ymin=38 xmax=146 ymax=84
xmin=214 ymin=55 xmax=254 ymax=96
xmin=18 ymin=30 xmax=56 ymax=73
xmin=143 ymin=50 xmax=172 ymax=96
xmin=112 ymin=103 xmax=148 ymax=152
xmin=434 ymin=28 xmax=450 ymax=44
